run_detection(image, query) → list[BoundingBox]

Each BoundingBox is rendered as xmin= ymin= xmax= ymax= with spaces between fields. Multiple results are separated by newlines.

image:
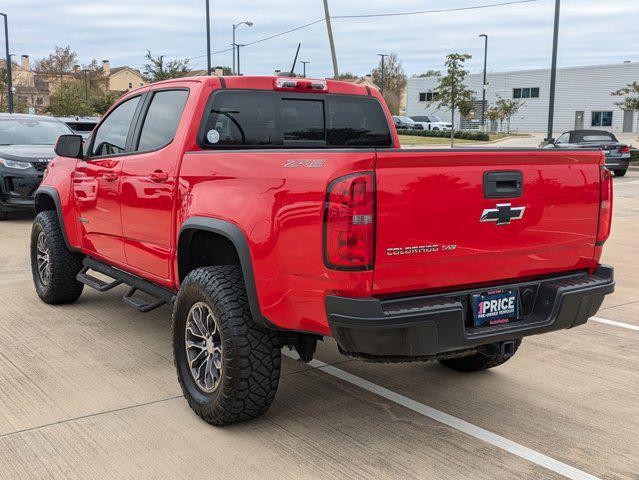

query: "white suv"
xmin=410 ymin=115 xmax=452 ymax=131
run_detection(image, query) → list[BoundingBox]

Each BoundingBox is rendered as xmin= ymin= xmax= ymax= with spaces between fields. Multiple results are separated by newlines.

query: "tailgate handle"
xmin=484 ymin=171 xmax=523 ymax=199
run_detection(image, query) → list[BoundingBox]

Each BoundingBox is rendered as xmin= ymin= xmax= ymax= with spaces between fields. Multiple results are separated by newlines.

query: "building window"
xmin=592 ymin=111 xmax=613 ymax=127
xmin=513 ymin=87 xmax=539 ymax=99
xmin=419 ymin=92 xmax=439 ymax=102
xmin=128 ymin=82 xmax=133 ymax=89
xmin=140 ymin=83 xmax=144 ymax=87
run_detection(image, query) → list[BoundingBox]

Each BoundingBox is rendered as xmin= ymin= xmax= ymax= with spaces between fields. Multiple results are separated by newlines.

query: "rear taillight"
xmin=620 ymin=146 xmax=631 ymax=154
xmin=324 ymin=173 xmax=375 ymax=270
xmin=597 ymin=167 xmax=613 ymax=245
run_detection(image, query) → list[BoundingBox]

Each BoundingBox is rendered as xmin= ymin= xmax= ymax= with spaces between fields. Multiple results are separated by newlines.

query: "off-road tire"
xmin=439 ymin=339 xmax=522 ymax=372
xmin=31 ymin=210 xmax=85 ymax=304
xmin=173 ymin=266 xmax=281 ymax=426
xmin=614 ymin=169 xmax=627 ymax=177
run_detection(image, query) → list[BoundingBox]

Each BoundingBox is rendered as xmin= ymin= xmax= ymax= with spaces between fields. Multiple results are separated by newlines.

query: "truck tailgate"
xmin=373 ymin=149 xmax=602 ymax=296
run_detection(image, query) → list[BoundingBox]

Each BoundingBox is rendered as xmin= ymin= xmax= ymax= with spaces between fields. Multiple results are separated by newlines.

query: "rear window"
xmin=200 ymin=91 xmax=392 ymax=148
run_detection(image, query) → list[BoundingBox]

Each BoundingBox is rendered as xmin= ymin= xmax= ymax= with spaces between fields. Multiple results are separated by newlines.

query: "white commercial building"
xmin=406 ymin=61 xmax=639 ymax=134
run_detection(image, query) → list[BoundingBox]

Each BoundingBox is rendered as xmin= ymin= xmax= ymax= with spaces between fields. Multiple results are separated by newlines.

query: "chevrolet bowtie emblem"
xmin=480 ymin=203 xmax=526 ymax=226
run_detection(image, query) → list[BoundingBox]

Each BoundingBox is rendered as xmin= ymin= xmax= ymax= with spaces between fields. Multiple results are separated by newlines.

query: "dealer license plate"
xmin=471 ymin=289 xmax=519 ymax=327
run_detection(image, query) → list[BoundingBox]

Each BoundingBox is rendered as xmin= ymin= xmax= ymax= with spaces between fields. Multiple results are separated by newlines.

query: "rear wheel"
xmin=614 ymin=169 xmax=627 ymax=177
xmin=439 ymin=340 xmax=522 ymax=372
xmin=173 ymin=266 xmax=281 ymax=426
xmin=31 ymin=210 xmax=85 ymax=304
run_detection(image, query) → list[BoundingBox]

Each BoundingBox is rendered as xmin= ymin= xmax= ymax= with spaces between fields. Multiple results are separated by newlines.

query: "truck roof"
xmin=141 ymin=75 xmax=374 ymax=97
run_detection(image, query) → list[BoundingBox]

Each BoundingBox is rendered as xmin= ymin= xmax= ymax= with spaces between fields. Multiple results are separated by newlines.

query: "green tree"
xmin=90 ymin=91 xmax=121 ymax=115
xmin=371 ymin=53 xmax=407 ymax=116
xmin=47 ymin=81 xmax=91 ymax=116
xmin=431 ymin=53 xmax=475 ymax=147
xmin=486 ymin=106 xmax=501 ymax=132
xmin=495 ymin=97 xmax=524 ymax=133
xmin=143 ymin=50 xmax=191 ymax=82
xmin=338 ymin=72 xmax=358 ymax=80
xmin=414 ymin=70 xmax=441 ymax=78
xmin=612 ymin=82 xmax=639 ymax=132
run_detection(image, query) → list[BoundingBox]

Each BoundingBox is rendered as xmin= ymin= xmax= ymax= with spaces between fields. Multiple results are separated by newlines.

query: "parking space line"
xmin=283 ymin=351 xmax=600 ymax=480
xmin=591 ymin=316 xmax=639 ymax=331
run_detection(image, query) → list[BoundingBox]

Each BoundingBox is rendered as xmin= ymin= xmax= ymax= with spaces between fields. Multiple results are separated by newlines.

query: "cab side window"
xmin=137 ymin=90 xmax=189 ymax=152
xmin=91 ymin=96 xmax=141 ymax=157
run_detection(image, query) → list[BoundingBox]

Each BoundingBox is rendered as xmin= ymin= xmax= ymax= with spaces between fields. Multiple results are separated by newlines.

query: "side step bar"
xmin=77 ymin=257 xmax=176 ymax=313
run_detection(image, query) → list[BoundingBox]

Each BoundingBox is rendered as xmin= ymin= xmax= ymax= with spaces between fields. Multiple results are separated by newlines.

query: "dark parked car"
xmin=547 ymin=130 xmax=632 ymax=177
xmin=57 ymin=116 xmax=100 ymax=140
xmin=392 ymin=116 xmax=423 ymax=130
xmin=0 ymin=114 xmax=74 ymax=219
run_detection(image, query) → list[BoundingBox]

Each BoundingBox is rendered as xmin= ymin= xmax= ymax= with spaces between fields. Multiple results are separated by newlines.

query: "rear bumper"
xmin=326 ymin=265 xmax=614 ymax=362
xmin=604 ymin=157 xmax=630 ymax=171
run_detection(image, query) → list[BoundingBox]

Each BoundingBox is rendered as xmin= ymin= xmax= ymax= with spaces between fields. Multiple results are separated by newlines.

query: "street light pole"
xmin=378 ymin=54 xmax=388 ymax=96
xmin=232 ymin=21 xmax=253 ymax=75
xmin=479 ymin=34 xmax=488 ymax=128
xmin=546 ymin=0 xmax=561 ymax=142
xmin=205 ymin=0 xmax=212 ymax=76
xmin=1 ymin=13 xmax=14 ymax=113
xmin=301 ymin=61 xmax=309 ymax=78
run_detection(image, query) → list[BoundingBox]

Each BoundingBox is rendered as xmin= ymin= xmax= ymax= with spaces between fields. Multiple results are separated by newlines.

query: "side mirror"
xmin=55 ymin=135 xmax=84 ymax=159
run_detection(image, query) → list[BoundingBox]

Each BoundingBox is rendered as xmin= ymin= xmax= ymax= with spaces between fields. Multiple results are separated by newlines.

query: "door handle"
xmin=103 ymin=172 xmax=118 ymax=182
xmin=149 ymin=170 xmax=169 ymax=182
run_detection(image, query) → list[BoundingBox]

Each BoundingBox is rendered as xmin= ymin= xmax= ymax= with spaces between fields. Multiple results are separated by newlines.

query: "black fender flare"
xmin=178 ymin=216 xmax=271 ymax=329
xmin=34 ymin=186 xmax=79 ymax=252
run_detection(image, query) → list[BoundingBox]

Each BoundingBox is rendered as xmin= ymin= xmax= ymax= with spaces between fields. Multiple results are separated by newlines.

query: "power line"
xmin=187 ymin=0 xmax=540 ymax=64
xmin=332 ymin=0 xmax=539 ymax=19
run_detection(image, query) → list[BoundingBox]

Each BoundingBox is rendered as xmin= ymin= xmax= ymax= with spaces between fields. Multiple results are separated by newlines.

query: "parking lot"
xmin=0 ymin=172 xmax=637 ymax=480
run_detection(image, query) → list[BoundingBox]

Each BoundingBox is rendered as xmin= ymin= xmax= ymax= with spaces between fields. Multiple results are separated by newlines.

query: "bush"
xmin=397 ymin=129 xmax=490 ymax=141
xmin=631 ymin=148 xmax=639 ymax=163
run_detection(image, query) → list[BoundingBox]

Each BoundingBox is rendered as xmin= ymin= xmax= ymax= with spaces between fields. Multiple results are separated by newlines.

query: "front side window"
xmin=137 ymin=90 xmax=189 ymax=151
xmin=91 ymin=96 xmax=140 ymax=157
xmin=201 ymin=91 xmax=392 ymax=149
xmin=592 ymin=111 xmax=613 ymax=127
xmin=555 ymin=133 xmax=570 ymax=144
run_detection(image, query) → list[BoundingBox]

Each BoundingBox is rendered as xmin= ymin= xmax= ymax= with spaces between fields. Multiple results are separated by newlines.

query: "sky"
xmin=2 ymin=0 xmax=638 ymax=78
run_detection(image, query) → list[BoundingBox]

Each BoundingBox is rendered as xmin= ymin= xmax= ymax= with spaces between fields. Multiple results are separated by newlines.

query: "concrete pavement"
xmin=0 ymin=173 xmax=637 ymax=479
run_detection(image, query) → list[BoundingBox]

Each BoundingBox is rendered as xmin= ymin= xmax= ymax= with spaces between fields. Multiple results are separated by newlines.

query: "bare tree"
xmin=34 ymin=45 xmax=78 ymax=84
xmin=371 ymin=53 xmax=407 ymax=116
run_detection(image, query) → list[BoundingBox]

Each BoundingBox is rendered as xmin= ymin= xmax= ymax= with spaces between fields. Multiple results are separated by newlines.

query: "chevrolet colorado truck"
xmin=31 ymin=75 xmax=615 ymax=426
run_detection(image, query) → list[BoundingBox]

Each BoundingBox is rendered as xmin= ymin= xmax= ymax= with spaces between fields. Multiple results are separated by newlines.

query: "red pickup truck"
xmin=32 ymin=75 xmax=615 ymax=426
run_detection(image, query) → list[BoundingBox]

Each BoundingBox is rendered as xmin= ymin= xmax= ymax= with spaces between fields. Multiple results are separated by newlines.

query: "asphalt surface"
xmin=0 ymin=172 xmax=637 ymax=479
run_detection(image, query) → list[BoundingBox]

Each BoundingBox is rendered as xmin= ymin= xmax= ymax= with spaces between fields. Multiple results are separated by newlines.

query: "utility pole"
xmin=205 ymin=0 xmax=212 ymax=75
xmin=546 ymin=0 xmax=561 ymax=142
xmin=1 ymin=12 xmax=14 ymax=113
xmin=301 ymin=61 xmax=309 ymax=78
xmin=236 ymin=44 xmax=245 ymax=76
xmin=479 ymin=34 xmax=488 ymax=128
xmin=82 ymin=68 xmax=89 ymax=100
xmin=322 ymin=0 xmax=339 ymax=79
xmin=378 ymin=54 xmax=388 ymax=95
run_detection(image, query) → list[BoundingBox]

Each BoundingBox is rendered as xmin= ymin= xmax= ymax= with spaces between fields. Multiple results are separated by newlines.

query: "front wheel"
xmin=173 ymin=266 xmax=281 ymax=426
xmin=614 ymin=169 xmax=627 ymax=177
xmin=31 ymin=210 xmax=85 ymax=304
xmin=439 ymin=340 xmax=522 ymax=372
